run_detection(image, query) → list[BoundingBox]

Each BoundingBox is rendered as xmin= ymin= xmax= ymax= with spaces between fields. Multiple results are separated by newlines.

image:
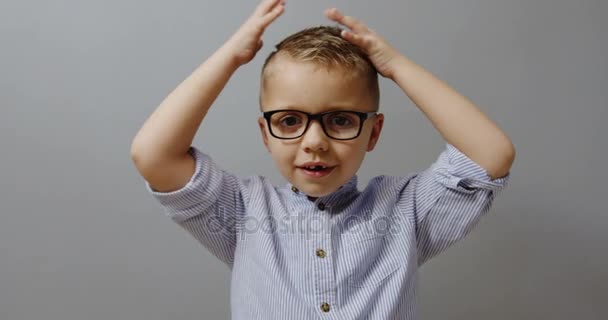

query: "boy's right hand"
xmin=225 ymin=0 xmax=286 ymax=66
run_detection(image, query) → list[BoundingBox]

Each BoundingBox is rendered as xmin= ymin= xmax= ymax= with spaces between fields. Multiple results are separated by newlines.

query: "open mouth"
xmin=298 ymin=165 xmax=336 ymax=178
xmin=305 ymin=165 xmax=328 ymax=171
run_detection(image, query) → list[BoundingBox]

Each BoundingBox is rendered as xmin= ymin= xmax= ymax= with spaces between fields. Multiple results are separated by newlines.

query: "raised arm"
xmin=130 ymin=0 xmax=286 ymax=192
xmin=325 ymin=7 xmax=515 ymax=179
xmin=381 ymin=55 xmax=514 ymax=179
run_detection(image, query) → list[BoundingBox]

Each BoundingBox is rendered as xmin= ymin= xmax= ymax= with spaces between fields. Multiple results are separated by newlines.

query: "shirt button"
xmin=316 ymin=248 xmax=326 ymax=258
xmin=291 ymin=186 xmax=299 ymax=193
xmin=317 ymin=202 xmax=326 ymax=210
xmin=320 ymin=302 xmax=330 ymax=312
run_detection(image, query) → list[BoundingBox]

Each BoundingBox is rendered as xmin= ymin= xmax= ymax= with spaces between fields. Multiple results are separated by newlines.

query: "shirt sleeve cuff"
xmin=143 ymin=146 xmax=221 ymax=213
xmin=432 ymin=143 xmax=510 ymax=193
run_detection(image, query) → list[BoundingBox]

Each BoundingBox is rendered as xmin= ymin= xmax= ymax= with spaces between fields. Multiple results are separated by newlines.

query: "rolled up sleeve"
xmin=400 ymin=144 xmax=510 ymax=266
xmin=143 ymin=146 xmax=250 ymax=268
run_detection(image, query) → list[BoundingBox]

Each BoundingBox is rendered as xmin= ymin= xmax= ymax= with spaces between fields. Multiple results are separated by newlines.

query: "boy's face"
xmin=258 ymin=55 xmax=384 ymax=197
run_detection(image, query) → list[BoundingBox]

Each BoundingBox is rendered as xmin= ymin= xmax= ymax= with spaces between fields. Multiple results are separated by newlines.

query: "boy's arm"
xmin=387 ymin=55 xmax=515 ymax=179
xmin=326 ymin=8 xmax=514 ymax=265
xmin=130 ymin=0 xmax=285 ymax=192
xmin=130 ymin=47 xmax=239 ymax=192
xmin=325 ymin=8 xmax=515 ymax=179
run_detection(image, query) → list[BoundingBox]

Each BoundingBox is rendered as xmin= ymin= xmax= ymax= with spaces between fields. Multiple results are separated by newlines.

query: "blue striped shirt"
xmin=144 ymin=143 xmax=509 ymax=319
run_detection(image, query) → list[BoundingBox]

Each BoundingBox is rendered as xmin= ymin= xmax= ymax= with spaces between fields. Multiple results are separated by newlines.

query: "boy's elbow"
xmin=488 ymin=142 xmax=516 ymax=180
xmin=130 ymin=140 xmax=158 ymax=173
xmin=130 ymin=135 xmax=145 ymax=162
xmin=130 ymin=147 xmax=152 ymax=178
xmin=130 ymin=144 xmax=147 ymax=169
xmin=130 ymin=136 xmax=159 ymax=167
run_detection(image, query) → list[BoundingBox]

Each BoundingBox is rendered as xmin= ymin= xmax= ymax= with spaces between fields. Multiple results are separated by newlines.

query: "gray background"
xmin=2 ymin=0 xmax=606 ymax=319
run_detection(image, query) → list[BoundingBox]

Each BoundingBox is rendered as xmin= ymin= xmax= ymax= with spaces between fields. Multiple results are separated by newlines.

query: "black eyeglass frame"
xmin=262 ymin=109 xmax=377 ymax=140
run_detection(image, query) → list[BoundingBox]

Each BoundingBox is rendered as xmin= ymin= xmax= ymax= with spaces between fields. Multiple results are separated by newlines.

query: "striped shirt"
xmin=144 ymin=143 xmax=509 ymax=319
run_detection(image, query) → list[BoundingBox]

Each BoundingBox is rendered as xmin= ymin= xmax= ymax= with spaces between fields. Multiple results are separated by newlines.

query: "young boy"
xmin=130 ymin=0 xmax=515 ymax=318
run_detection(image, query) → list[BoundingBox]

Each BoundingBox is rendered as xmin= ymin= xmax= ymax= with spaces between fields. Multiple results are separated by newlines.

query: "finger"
xmin=324 ymin=8 xmax=368 ymax=33
xmin=340 ymin=29 xmax=368 ymax=48
xmin=260 ymin=2 xmax=285 ymax=27
xmin=256 ymin=0 xmax=282 ymax=15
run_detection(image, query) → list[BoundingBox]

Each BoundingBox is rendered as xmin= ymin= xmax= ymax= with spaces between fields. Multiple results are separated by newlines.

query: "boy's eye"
xmin=278 ymin=115 xmax=303 ymax=127
xmin=331 ymin=116 xmax=351 ymax=126
xmin=326 ymin=113 xmax=356 ymax=128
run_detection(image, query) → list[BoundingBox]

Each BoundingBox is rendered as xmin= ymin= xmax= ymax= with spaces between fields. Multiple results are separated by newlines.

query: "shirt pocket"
xmin=341 ymin=231 xmax=402 ymax=288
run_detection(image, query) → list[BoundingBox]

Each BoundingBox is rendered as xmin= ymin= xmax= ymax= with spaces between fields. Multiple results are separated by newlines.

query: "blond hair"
xmin=260 ymin=25 xmax=379 ymax=110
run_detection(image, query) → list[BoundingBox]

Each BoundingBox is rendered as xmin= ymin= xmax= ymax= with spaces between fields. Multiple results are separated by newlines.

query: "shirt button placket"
xmin=312 ymin=201 xmax=334 ymax=314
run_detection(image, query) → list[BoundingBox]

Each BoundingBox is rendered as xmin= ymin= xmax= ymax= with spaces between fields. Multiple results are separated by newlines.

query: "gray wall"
xmin=2 ymin=0 xmax=606 ymax=319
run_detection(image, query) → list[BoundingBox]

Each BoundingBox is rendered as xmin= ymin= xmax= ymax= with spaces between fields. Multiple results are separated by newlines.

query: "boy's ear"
xmin=366 ymin=113 xmax=384 ymax=152
xmin=258 ymin=117 xmax=271 ymax=152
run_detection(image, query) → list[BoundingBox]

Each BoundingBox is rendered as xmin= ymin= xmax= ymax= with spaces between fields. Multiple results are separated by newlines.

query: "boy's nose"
xmin=301 ymin=120 xmax=329 ymax=152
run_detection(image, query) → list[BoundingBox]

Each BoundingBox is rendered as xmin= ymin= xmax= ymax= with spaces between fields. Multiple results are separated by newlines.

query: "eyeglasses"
xmin=262 ymin=109 xmax=377 ymax=140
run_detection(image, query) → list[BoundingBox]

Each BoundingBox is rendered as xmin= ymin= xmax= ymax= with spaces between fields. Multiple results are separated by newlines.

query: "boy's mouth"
xmin=297 ymin=163 xmax=336 ymax=178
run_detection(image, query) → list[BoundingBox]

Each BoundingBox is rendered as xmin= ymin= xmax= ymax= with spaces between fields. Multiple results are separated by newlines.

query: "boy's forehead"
xmin=261 ymin=55 xmax=374 ymax=112
xmin=264 ymin=53 xmax=350 ymax=78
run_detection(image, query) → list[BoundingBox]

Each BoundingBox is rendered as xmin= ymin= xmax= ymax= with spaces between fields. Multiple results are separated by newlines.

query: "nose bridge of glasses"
xmin=304 ymin=115 xmax=326 ymax=137
xmin=307 ymin=113 xmax=324 ymax=125
xmin=308 ymin=112 xmax=340 ymax=131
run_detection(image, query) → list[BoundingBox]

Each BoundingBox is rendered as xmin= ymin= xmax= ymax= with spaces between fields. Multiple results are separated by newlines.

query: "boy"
xmin=130 ymin=0 xmax=515 ymax=318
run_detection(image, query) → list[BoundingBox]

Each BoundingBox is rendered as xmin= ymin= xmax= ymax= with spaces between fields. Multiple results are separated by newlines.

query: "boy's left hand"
xmin=325 ymin=7 xmax=402 ymax=79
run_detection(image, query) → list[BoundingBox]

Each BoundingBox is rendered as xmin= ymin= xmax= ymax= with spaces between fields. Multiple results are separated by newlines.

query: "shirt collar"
xmin=285 ymin=175 xmax=359 ymax=212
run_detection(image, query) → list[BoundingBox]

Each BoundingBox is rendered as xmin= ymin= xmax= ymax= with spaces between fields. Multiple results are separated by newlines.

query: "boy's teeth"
xmin=307 ymin=166 xmax=326 ymax=170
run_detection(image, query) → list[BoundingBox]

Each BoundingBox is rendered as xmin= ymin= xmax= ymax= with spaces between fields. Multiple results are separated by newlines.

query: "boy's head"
xmin=258 ymin=25 xmax=384 ymax=197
